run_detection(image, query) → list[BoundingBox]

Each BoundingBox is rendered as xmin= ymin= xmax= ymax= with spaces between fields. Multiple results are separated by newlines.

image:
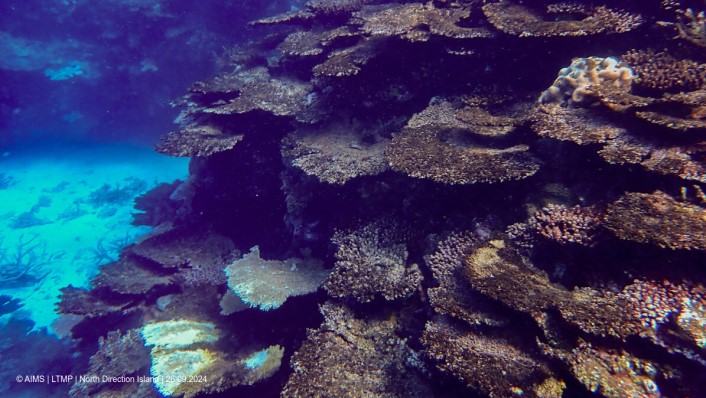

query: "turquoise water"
xmin=0 ymin=143 xmax=187 ymax=331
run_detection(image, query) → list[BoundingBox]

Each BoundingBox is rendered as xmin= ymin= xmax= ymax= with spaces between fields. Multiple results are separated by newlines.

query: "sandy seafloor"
xmin=0 ymin=142 xmax=188 ymax=332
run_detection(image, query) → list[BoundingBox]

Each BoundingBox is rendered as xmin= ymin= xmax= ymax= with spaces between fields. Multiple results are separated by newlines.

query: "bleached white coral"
xmin=539 ymin=56 xmax=633 ymax=104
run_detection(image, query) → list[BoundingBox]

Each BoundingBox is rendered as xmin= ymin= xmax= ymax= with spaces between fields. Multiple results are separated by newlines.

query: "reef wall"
xmin=60 ymin=1 xmax=706 ymax=397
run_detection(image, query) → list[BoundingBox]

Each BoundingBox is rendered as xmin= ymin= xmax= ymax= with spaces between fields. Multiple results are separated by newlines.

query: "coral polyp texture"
xmin=60 ymin=1 xmax=706 ymax=397
xmin=604 ymin=191 xmax=706 ymax=250
xmin=323 ymin=222 xmax=422 ymax=302
xmin=386 ymin=101 xmax=540 ymax=184
xmin=225 ymin=246 xmax=328 ymax=311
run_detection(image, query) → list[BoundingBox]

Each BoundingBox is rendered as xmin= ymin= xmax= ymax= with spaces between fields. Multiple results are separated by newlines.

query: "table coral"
xmin=604 ymin=191 xmax=706 ymax=250
xmin=281 ymin=122 xmax=390 ymax=184
xmin=483 ymin=2 xmax=642 ymax=37
xmin=225 ymin=246 xmax=328 ymax=311
xmin=386 ymin=101 xmax=540 ymax=184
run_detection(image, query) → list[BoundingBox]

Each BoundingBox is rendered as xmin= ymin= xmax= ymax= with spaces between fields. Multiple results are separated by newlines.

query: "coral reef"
xmin=323 ymin=222 xmax=422 ymax=302
xmin=529 ymin=204 xmax=602 ymax=246
xmin=281 ymin=122 xmax=390 ymax=184
xmin=225 ymin=246 xmax=328 ymax=310
xmin=59 ymin=1 xmax=706 ymax=397
xmin=423 ymin=317 xmax=554 ymax=397
xmin=282 ymin=302 xmax=431 ymax=398
xmin=482 ymin=2 xmax=642 ymax=37
xmin=604 ymin=191 xmax=706 ymax=250
xmin=386 ymin=101 xmax=540 ymax=184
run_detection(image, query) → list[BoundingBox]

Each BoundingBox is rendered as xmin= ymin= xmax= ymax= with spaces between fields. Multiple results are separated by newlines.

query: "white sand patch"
xmin=0 ymin=143 xmax=188 ymax=332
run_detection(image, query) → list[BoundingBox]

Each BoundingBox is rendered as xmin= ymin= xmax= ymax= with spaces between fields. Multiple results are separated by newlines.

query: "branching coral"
xmin=603 ymin=191 xmax=706 ymax=250
xmin=423 ymin=317 xmax=555 ymax=397
xmin=425 ymin=231 xmax=506 ymax=326
xmin=282 ymin=302 xmax=431 ymax=398
xmin=70 ymin=329 xmax=152 ymax=398
xmin=542 ymin=340 xmax=661 ymax=398
xmin=622 ymin=49 xmax=706 ymax=92
xmin=225 ymin=246 xmax=328 ymax=310
xmin=323 ymin=223 xmax=422 ymax=302
xmin=529 ymin=204 xmax=602 ymax=246
xmin=0 ymin=234 xmax=61 ymax=286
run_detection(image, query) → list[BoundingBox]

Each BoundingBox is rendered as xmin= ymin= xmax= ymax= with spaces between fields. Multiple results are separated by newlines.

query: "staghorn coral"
xmin=225 ymin=246 xmax=328 ymax=311
xmin=483 ymin=1 xmax=642 ymax=37
xmin=323 ymin=223 xmax=422 ymax=302
xmin=282 ymin=302 xmax=431 ymax=398
xmin=622 ymin=49 xmax=706 ymax=92
xmin=542 ymin=340 xmax=661 ymax=398
xmin=462 ymin=240 xmax=650 ymax=339
xmin=356 ymin=2 xmax=493 ymax=42
xmin=386 ymin=101 xmax=540 ymax=184
xmin=422 ymin=317 xmax=555 ymax=398
xmin=156 ymin=125 xmax=243 ymax=158
xmin=529 ymin=204 xmax=602 ymax=246
xmin=425 ymin=231 xmax=506 ymax=326
xmin=281 ymin=122 xmax=390 ymax=185
xmin=603 ymin=191 xmax=706 ymax=250
xmin=665 ymin=7 xmax=706 ymax=48
xmin=539 ymin=56 xmax=634 ymax=105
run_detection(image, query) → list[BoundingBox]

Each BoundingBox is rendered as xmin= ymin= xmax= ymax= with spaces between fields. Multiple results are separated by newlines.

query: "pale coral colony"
xmin=63 ymin=1 xmax=706 ymax=398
